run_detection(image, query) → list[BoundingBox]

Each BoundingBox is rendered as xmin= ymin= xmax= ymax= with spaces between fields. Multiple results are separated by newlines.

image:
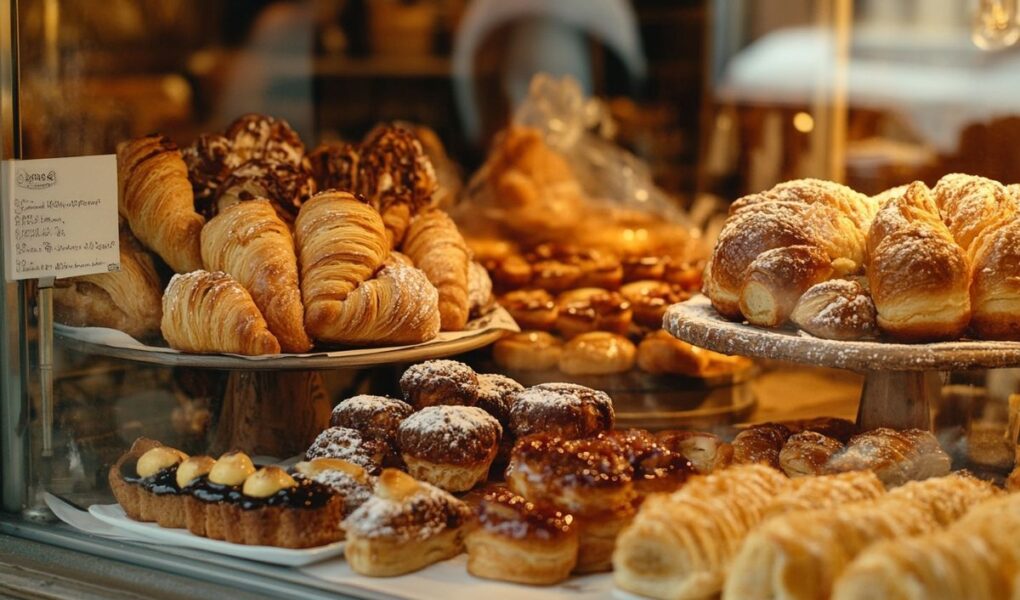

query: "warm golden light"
xmin=793 ymin=112 xmax=814 ymax=133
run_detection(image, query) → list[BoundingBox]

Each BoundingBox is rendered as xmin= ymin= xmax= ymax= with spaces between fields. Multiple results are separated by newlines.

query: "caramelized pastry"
xmin=117 ymin=135 xmax=205 ymax=273
xmin=558 ymin=332 xmax=637 ymax=375
xmin=492 ymin=331 xmax=563 ymax=372
xmin=201 ymin=200 xmax=312 ymax=352
xmin=491 ymin=255 xmax=533 ymax=290
xmin=506 ymin=435 xmax=636 ymax=573
xmin=656 ymin=430 xmax=734 ymax=474
xmin=466 ymin=490 xmax=578 ymax=585
xmin=636 ymin=330 xmax=712 ymax=376
xmin=601 ymin=429 xmax=695 ymax=498
xmin=305 ymin=426 xmax=390 ymax=474
xmin=508 ymin=383 xmax=614 ymax=440
xmin=731 ymin=423 xmax=793 ymax=469
xmin=500 ymin=289 xmax=558 ymax=331
xmin=398 ymin=405 xmax=501 ymax=492
xmin=343 ymin=469 xmax=472 ymax=576
xmin=779 ymin=430 xmax=845 ymax=477
xmin=161 ymin=270 xmax=281 ymax=355
xmin=574 ymin=249 xmax=624 ymax=289
xmin=555 ymin=290 xmax=632 ymax=339
xmin=399 ymin=359 xmax=480 ymax=409
xmin=530 ymin=259 xmax=582 ymax=293
xmin=621 ymin=280 xmax=686 ymax=329
xmin=403 ymin=208 xmax=471 ymax=330
xmin=622 ymin=255 xmax=666 ymax=282
xmin=613 ymin=464 xmax=790 ymax=600
xmin=824 ymin=428 xmax=951 ymax=487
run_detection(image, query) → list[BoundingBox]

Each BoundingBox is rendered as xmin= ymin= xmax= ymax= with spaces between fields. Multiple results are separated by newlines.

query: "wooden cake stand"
xmin=664 ymin=295 xmax=1020 ymax=430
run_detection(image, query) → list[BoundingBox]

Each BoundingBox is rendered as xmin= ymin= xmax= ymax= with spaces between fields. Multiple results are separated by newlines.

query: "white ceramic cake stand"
xmin=664 ymin=295 xmax=1020 ymax=430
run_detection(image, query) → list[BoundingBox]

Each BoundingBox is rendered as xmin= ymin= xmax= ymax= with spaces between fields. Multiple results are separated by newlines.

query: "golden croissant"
xmin=402 ymin=208 xmax=471 ymax=331
xmin=54 ymin=229 xmax=163 ymax=338
xmin=117 ymin=135 xmax=205 ymax=273
xmin=295 ymin=191 xmax=439 ymax=344
xmin=161 ymin=270 xmax=281 ymax=355
xmin=201 ymin=199 xmax=312 ymax=352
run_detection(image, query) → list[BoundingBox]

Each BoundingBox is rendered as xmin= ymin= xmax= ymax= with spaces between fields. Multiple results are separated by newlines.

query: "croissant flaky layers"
xmin=403 ymin=208 xmax=471 ymax=331
xmin=295 ymin=191 xmax=440 ymax=345
xmin=117 ymin=135 xmax=205 ymax=273
xmin=201 ymin=200 xmax=313 ymax=353
xmin=161 ymin=270 xmax=281 ymax=355
xmin=705 ymin=174 xmax=1020 ymax=341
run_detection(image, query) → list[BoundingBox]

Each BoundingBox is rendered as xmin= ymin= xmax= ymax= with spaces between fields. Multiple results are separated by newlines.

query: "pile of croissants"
xmin=704 ymin=175 xmax=1020 ymax=342
xmin=54 ymin=114 xmax=490 ymax=355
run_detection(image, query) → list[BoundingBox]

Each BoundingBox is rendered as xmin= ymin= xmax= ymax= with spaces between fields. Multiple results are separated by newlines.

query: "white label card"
xmin=3 ymin=155 xmax=120 ymax=281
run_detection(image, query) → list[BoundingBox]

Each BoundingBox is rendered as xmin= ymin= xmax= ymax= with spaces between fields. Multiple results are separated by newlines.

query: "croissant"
xmin=705 ymin=179 xmax=876 ymax=326
xmin=612 ymin=464 xmax=789 ymax=600
xmin=54 ymin=229 xmax=163 ymax=338
xmin=867 ymin=181 xmax=972 ymax=341
xmin=832 ymin=493 xmax=1020 ymax=600
xmin=823 ymin=428 xmax=950 ymax=488
xmin=778 ymin=431 xmax=845 ymax=478
xmin=117 ymin=135 xmax=205 ymax=273
xmin=295 ymin=191 xmax=439 ymax=344
xmin=402 ymin=208 xmax=471 ymax=330
xmin=161 ymin=270 xmax=281 ymax=355
xmin=201 ymin=200 xmax=312 ymax=352
xmin=723 ymin=473 xmax=1000 ymax=600
xmin=932 ymin=174 xmax=1020 ymax=340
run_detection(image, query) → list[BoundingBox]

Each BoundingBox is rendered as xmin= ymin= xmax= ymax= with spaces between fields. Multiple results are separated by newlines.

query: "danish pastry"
xmin=492 ymin=331 xmax=563 ymax=372
xmin=558 ymin=332 xmax=637 ymax=375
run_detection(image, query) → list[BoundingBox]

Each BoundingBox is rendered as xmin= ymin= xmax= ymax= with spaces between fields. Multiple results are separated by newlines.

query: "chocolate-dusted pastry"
xmin=183 ymin=133 xmax=237 ymax=214
xmin=224 ymin=113 xmax=306 ymax=167
xmin=476 ymin=373 xmax=526 ymax=472
xmin=305 ymin=426 xmax=390 ymax=474
xmin=357 ymin=125 xmax=437 ymax=246
xmin=509 ymin=383 xmax=614 ymax=440
xmin=466 ymin=490 xmax=579 ymax=585
xmin=306 ymin=141 xmax=360 ymax=192
xmin=109 ymin=438 xmax=189 ymax=528
xmin=217 ymin=159 xmax=316 ymax=222
xmin=399 ymin=359 xmax=480 ymax=409
xmin=398 ymin=405 xmax=502 ymax=492
xmin=329 ymin=395 xmax=413 ymax=456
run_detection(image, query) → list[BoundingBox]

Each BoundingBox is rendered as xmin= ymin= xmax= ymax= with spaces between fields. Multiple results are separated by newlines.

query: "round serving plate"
xmin=664 ymin=295 xmax=1020 ymax=372
xmin=664 ymin=295 xmax=1020 ymax=431
xmin=55 ymin=325 xmax=510 ymax=371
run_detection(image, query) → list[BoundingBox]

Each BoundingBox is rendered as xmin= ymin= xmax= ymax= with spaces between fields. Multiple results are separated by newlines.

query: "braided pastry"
xmin=867 ymin=181 xmax=972 ymax=341
xmin=705 ymin=179 xmax=876 ymax=326
xmin=722 ymin=473 xmax=1000 ymax=600
xmin=832 ymin=493 xmax=1020 ymax=600
xmin=201 ymin=200 xmax=312 ymax=352
xmin=117 ymin=135 xmax=205 ymax=272
xmin=612 ymin=464 xmax=790 ymax=600
xmin=402 ymin=208 xmax=471 ymax=331
xmin=161 ymin=270 xmax=281 ymax=355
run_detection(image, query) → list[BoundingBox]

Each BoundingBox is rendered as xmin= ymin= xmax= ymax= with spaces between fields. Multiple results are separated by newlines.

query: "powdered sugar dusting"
xmin=400 ymin=405 xmax=501 ymax=449
xmin=307 ymin=469 xmax=374 ymax=514
xmin=666 ymin=295 xmax=1020 ymax=371
xmin=343 ymin=481 xmax=471 ymax=541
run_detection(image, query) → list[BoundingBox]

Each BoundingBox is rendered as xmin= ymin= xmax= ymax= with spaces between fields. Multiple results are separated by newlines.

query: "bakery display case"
xmin=2 ymin=1 xmax=1020 ymax=599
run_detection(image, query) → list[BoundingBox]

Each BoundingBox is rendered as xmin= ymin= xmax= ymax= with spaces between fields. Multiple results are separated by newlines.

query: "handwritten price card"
xmin=3 ymin=155 xmax=120 ymax=281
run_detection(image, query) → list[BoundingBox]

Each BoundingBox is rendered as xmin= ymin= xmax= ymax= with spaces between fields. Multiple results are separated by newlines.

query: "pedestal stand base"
xmin=856 ymin=371 xmax=942 ymax=431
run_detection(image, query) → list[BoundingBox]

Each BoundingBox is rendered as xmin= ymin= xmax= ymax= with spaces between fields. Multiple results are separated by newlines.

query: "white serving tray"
xmin=86 ymin=503 xmax=345 ymax=567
